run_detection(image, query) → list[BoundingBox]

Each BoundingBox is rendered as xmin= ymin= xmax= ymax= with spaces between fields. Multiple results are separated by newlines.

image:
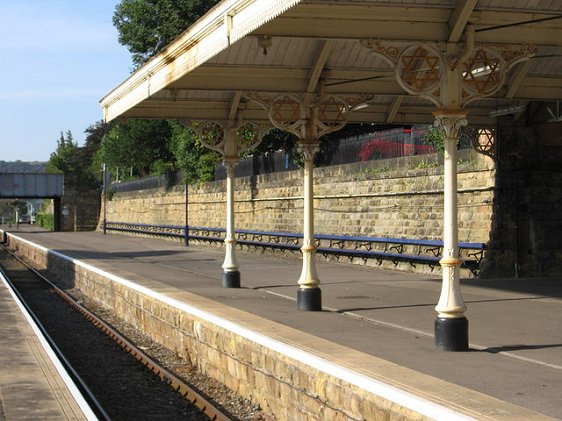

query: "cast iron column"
xmin=102 ymin=163 xmax=107 ymax=235
xmin=182 ymin=119 xmax=271 ymax=288
xmin=296 ymin=140 xmax=322 ymax=311
xmin=433 ymin=111 xmax=469 ymax=351
xmin=221 ymin=156 xmax=241 ymax=288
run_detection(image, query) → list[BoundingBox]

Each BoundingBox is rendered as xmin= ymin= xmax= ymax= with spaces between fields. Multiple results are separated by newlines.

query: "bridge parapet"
xmin=0 ymin=173 xmax=63 ymax=198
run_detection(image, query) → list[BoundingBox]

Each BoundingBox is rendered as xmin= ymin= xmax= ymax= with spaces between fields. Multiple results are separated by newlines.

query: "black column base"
xmin=297 ymin=288 xmax=322 ymax=311
xmin=222 ymin=270 xmax=240 ymax=288
xmin=434 ymin=316 xmax=469 ymax=351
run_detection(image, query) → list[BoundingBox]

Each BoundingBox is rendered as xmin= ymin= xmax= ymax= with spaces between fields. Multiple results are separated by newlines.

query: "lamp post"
xmin=102 ymin=162 xmax=107 ymax=235
xmin=184 ymin=180 xmax=189 ymax=246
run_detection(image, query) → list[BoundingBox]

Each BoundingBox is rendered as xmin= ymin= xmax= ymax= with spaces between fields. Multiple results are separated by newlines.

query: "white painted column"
xmin=433 ymin=111 xmax=469 ymax=351
xmin=221 ymin=156 xmax=241 ymax=288
xmin=296 ymin=140 xmax=322 ymax=311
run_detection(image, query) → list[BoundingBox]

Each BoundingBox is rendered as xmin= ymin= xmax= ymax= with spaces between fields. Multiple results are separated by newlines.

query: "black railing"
xmin=110 ymin=172 xmax=182 ymax=193
xmin=109 ymin=125 xmax=478 ymax=187
xmin=215 ymin=125 xmax=440 ymax=180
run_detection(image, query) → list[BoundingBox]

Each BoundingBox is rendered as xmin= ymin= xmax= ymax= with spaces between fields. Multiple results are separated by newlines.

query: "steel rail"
xmin=1 ymin=245 xmax=233 ymax=421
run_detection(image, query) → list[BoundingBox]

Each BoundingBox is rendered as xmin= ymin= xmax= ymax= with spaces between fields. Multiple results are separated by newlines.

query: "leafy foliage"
xmin=169 ymin=121 xmax=220 ymax=183
xmin=36 ymin=213 xmax=54 ymax=231
xmin=47 ymin=131 xmax=80 ymax=175
xmin=113 ymin=0 xmax=221 ymax=67
xmin=422 ymin=125 xmax=445 ymax=153
xmin=47 ymin=128 xmax=106 ymax=189
xmin=97 ymin=119 xmax=175 ymax=179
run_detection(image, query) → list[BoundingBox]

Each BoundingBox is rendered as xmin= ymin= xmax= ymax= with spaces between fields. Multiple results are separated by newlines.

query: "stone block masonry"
xmin=101 ymin=151 xmax=495 ymax=276
xmin=60 ymin=175 xmax=101 ymax=232
xmin=484 ymin=120 xmax=562 ymax=278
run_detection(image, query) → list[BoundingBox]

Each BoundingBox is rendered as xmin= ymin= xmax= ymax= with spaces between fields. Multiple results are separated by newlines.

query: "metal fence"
xmin=110 ymin=172 xmax=182 ymax=193
xmin=214 ymin=151 xmax=300 ymax=179
xmin=215 ymin=124 xmax=441 ymax=179
xmin=111 ymin=125 xmax=477 ymax=188
xmin=327 ymin=125 xmax=435 ymax=165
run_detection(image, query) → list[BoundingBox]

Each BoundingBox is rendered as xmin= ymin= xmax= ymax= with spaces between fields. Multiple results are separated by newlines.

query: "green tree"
xmin=97 ymin=119 xmax=175 ymax=179
xmin=168 ymin=121 xmax=220 ymax=183
xmin=113 ymin=0 xmax=221 ymax=67
xmin=48 ymin=128 xmax=106 ymax=189
xmin=85 ymin=121 xmax=113 ymax=186
xmin=47 ymin=131 xmax=80 ymax=175
xmin=10 ymin=200 xmax=28 ymax=216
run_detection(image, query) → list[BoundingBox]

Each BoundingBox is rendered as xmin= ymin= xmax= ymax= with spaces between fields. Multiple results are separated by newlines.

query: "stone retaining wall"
xmin=102 ymin=150 xmax=495 ymax=275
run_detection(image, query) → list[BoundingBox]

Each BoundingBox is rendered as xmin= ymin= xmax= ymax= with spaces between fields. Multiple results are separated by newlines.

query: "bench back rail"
xmin=104 ymin=222 xmax=485 ymax=274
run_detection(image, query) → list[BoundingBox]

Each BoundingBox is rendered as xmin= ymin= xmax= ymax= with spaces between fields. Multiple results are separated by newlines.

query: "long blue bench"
xmin=104 ymin=222 xmax=186 ymax=238
xmin=312 ymin=233 xmax=485 ymax=268
xmin=103 ymin=222 xmax=485 ymax=273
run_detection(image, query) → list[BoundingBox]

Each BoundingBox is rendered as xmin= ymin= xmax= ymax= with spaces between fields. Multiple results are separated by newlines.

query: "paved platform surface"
xmin=3 ymin=227 xmax=562 ymax=419
xmin=0 ymin=260 xmax=91 ymax=420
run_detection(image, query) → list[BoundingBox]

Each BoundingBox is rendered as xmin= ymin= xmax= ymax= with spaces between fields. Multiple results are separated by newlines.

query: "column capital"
xmin=432 ymin=109 xmax=468 ymax=118
xmin=432 ymin=111 xmax=468 ymax=141
xmin=296 ymin=139 xmax=321 ymax=161
xmin=222 ymin=156 xmax=239 ymax=176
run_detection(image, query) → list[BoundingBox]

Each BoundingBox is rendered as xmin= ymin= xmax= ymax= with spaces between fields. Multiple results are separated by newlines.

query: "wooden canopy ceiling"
xmin=101 ymin=0 xmax=562 ymax=127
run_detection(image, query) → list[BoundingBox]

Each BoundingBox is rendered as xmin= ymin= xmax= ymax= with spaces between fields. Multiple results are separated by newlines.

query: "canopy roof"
xmin=101 ymin=0 xmax=562 ymax=127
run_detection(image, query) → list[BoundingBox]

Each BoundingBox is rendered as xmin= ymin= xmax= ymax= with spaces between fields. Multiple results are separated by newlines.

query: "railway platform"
xmin=0 ymin=263 xmax=94 ymax=420
xmin=1 ymin=226 xmax=560 ymax=420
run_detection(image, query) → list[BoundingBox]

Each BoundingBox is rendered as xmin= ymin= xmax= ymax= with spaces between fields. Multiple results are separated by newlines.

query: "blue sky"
xmin=0 ymin=0 xmax=133 ymax=162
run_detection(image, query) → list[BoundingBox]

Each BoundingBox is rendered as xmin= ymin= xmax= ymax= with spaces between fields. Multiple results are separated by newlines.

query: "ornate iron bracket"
xmin=181 ymin=120 xmax=273 ymax=157
xmin=247 ymin=91 xmax=371 ymax=139
xmin=361 ymin=37 xmax=536 ymax=108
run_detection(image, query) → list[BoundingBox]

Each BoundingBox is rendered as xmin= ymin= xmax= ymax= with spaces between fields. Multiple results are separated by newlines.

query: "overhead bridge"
xmin=0 ymin=173 xmax=64 ymax=230
xmin=0 ymin=173 xmax=63 ymax=198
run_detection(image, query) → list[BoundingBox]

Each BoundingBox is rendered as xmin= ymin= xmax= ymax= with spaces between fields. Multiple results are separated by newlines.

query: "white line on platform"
xmin=264 ymin=290 xmax=562 ymax=372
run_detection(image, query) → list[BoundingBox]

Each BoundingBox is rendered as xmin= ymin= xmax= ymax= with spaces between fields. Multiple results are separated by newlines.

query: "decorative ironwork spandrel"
xmin=235 ymin=122 xmax=273 ymax=155
xmin=199 ymin=121 xmax=225 ymax=152
xmin=182 ymin=119 xmax=272 ymax=157
xmin=462 ymin=48 xmax=504 ymax=98
xmin=315 ymin=95 xmax=349 ymax=137
xmin=396 ymin=44 xmax=442 ymax=95
xmin=474 ymin=128 xmax=496 ymax=160
xmin=248 ymin=92 xmax=355 ymax=139
xmin=268 ymin=94 xmax=306 ymax=137
xmin=363 ymin=39 xmax=535 ymax=108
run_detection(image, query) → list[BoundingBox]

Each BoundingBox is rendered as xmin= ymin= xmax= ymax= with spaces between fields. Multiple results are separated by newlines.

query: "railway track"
xmin=0 ymin=246 xmax=234 ymax=421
